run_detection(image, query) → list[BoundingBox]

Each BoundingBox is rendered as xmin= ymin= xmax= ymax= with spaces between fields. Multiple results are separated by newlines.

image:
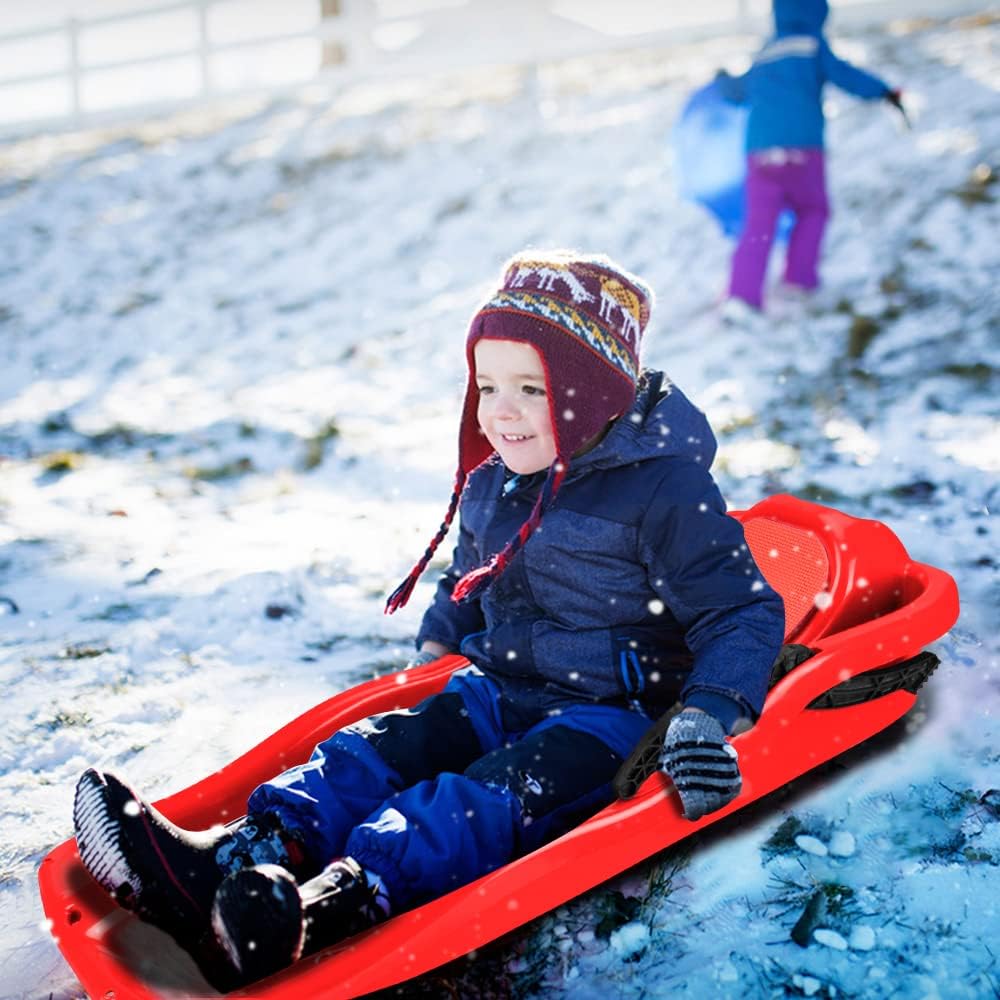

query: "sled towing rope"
xmin=38 ymin=495 xmax=959 ymax=999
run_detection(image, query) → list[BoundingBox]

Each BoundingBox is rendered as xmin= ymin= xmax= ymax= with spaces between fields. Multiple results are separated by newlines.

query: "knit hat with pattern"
xmin=386 ymin=250 xmax=654 ymax=613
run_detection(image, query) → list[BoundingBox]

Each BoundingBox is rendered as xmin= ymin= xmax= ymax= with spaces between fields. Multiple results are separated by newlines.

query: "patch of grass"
xmin=305 ymin=634 xmax=350 ymax=653
xmin=104 ymin=670 xmax=138 ymax=695
xmin=436 ymin=195 xmax=472 ymax=221
xmin=87 ymin=424 xmax=169 ymax=450
xmin=887 ymin=479 xmax=937 ymax=503
xmin=879 ymin=274 xmax=904 ymax=295
xmin=937 ymin=782 xmax=981 ymax=815
xmin=762 ymin=815 xmax=805 ymax=858
xmin=85 ymin=602 xmax=144 ymax=622
xmin=43 ymin=709 xmax=93 ymax=731
xmin=848 ymin=366 xmax=881 ymax=386
xmin=112 ymin=290 xmax=160 ymax=316
xmin=716 ymin=412 xmax=758 ymax=435
xmin=184 ymin=457 xmax=255 ymax=481
xmin=955 ymin=11 xmax=1000 ymax=28
xmin=40 ymin=450 xmax=84 ymax=474
xmin=770 ymin=872 xmax=859 ymax=944
xmin=819 ymin=881 xmax=856 ymax=916
xmin=303 ymin=418 xmax=341 ymax=471
xmin=953 ymin=162 xmax=997 ymax=206
xmin=797 ymin=482 xmax=847 ymax=505
xmin=847 ymin=314 xmax=882 ymax=358
xmin=941 ymin=362 xmax=995 ymax=383
xmin=279 ymin=148 xmax=355 ymax=185
xmin=60 ymin=643 xmax=111 ymax=660
xmin=41 ymin=412 xmax=73 ymax=434
xmin=636 ymin=853 xmax=688 ymax=926
xmin=962 ymin=847 xmax=996 ymax=864
xmin=594 ymin=890 xmax=642 ymax=940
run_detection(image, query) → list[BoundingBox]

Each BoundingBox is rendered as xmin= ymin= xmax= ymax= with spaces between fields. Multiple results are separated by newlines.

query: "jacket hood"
xmin=568 ymin=369 xmax=717 ymax=478
xmin=773 ymin=0 xmax=828 ymax=35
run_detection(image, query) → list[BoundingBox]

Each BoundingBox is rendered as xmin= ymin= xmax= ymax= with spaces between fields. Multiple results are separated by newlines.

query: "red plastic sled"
xmin=38 ymin=495 xmax=959 ymax=999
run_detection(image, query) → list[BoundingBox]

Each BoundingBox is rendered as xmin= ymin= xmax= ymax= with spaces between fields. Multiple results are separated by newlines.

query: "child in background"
xmin=716 ymin=0 xmax=902 ymax=315
xmin=73 ymin=251 xmax=785 ymax=987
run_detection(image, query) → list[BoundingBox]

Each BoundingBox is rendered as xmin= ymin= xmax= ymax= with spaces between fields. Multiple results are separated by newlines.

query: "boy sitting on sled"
xmin=73 ymin=250 xmax=785 ymax=987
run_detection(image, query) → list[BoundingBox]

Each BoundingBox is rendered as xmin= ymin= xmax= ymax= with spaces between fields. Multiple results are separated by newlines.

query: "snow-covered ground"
xmin=1 ymin=9 xmax=998 ymax=999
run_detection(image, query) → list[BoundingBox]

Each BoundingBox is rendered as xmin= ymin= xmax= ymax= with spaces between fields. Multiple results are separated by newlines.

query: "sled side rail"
xmin=157 ymin=656 xmax=466 ymax=829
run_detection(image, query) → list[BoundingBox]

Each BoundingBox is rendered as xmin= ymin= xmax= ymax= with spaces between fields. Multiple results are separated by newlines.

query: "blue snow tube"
xmin=673 ymin=79 xmax=792 ymax=241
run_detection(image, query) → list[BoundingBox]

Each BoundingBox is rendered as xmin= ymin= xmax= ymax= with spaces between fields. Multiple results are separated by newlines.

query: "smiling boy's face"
xmin=473 ymin=339 xmax=557 ymax=475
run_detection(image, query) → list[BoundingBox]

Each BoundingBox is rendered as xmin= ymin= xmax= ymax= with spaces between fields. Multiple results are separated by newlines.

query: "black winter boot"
xmin=73 ymin=768 xmax=310 ymax=958
xmin=210 ymin=857 xmax=384 ymax=985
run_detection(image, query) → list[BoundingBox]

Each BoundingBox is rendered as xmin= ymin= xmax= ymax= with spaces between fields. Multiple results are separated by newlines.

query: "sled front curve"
xmin=38 ymin=496 xmax=959 ymax=999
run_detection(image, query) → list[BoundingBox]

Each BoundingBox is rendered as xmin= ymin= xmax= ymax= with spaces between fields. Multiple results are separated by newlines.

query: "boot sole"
xmin=73 ymin=768 xmax=146 ymax=908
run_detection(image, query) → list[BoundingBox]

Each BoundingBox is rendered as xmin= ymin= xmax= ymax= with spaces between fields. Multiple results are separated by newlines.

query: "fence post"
xmin=320 ymin=0 xmax=346 ymax=66
xmin=67 ymin=16 xmax=82 ymax=123
xmin=197 ymin=0 xmax=212 ymax=97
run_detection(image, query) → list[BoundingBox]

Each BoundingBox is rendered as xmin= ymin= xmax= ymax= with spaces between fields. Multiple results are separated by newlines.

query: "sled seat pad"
xmin=743 ymin=517 xmax=829 ymax=641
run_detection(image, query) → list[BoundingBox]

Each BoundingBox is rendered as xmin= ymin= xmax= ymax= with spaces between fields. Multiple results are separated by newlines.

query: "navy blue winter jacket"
xmin=417 ymin=371 xmax=786 ymax=732
xmin=717 ymin=0 xmax=890 ymax=152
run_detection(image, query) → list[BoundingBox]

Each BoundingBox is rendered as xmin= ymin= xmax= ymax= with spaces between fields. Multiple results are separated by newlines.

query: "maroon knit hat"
xmin=386 ymin=250 xmax=654 ymax=613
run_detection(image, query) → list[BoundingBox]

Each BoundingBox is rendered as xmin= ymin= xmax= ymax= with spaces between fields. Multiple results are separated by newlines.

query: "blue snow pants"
xmin=247 ymin=666 xmax=652 ymax=909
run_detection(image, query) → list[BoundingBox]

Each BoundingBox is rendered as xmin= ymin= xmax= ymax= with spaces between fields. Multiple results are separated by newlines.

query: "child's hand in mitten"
xmin=660 ymin=709 xmax=742 ymax=821
xmin=406 ymin=644 xmax=449 ymax=669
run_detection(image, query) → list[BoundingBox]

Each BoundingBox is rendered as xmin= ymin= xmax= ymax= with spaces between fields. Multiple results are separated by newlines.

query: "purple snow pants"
xmin=728 ymin=147 xmax=829 ymax=309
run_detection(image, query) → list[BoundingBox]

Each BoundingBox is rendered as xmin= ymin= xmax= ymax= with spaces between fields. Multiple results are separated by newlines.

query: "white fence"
xmin=0 ymin=0 xmax=989 ymax=138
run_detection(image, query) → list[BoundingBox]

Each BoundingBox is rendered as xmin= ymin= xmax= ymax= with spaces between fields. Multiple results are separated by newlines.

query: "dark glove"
xmin=660 ymin=709 xmax=742 ymax=821
xmin=884 ymin=87 xmax=911 ymax=128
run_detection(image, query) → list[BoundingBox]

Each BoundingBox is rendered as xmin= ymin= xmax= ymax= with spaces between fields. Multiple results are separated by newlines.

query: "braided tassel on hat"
xmin=450 ymin=460 xmax=566 ymax=605
xmin=384 ymin=473 xmax=465 ymax=614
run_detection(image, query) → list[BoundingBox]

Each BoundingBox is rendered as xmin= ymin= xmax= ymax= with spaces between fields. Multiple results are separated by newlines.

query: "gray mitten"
xmin=660 ymin=709 xmax=742 ymax=821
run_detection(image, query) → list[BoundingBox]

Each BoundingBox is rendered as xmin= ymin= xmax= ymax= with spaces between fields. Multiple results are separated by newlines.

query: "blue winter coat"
xmin=417 ymin=370 xmax=786 ymax=732
xmin=717 ymin=0 xmax=890 ymax=152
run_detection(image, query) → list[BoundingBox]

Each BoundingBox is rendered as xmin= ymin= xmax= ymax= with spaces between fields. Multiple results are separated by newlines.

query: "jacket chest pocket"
xmin=522 ymin=514 xmax=643 ymax=624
